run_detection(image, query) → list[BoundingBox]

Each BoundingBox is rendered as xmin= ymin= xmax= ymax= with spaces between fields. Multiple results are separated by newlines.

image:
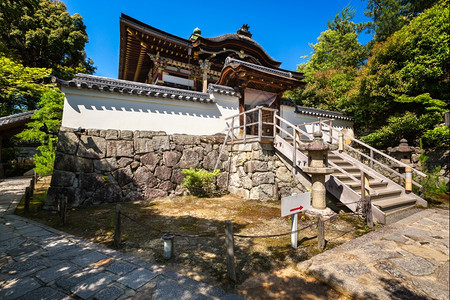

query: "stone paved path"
xmin=0 ymin=214 xmax=241 ymax=299
xmin=0 ymin=177 xmax=33 ymax=216
xmin=298 ymin=209 xmax=449 ymax=300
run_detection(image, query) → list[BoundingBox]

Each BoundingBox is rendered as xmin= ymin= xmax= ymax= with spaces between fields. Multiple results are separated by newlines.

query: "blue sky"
xmin=64 ymin=0 xmax=372 ymax=78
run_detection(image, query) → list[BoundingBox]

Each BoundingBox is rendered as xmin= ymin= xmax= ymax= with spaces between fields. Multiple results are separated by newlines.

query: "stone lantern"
xmin=300 ymin=132 xmax=336 ymax=217
xmin=387 ymin=139 xmax=420 ymax=171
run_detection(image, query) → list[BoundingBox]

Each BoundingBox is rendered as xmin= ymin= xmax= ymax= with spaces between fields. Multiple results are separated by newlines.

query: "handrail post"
xmin=338 ymin=132 xmax=344 ymax=152
xmin=319 ymin=117 xmax=322 ymax=133
xmin=258 ymin=108 xmax=263 ymax=141
xmin=370 ymin=149 xmax=374 ymax=169
xmin=231 ymin=118 xmax=235 ymax=145
xmin=293 ymin=128 xmax=297 ymax=175
xmin=329 ymin=120 xmax=333 ymax=144
xmin=243 ymin=112 xmax=247 ymax=143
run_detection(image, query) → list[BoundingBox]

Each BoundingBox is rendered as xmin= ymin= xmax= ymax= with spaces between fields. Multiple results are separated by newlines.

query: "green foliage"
xmin=33 ymin=140 xmax=55 ymax=176
xmin=364 ymin=0 xmax=440 ymax=42
xmin=17 ymin=89 xmax=64 ymax=176
xmin=422 ymin=126 xmax=450 ymax=148
xmin=181 ymin=168 xmax=221 ymax=197
xmin=360 ymin=111 xmax=442 ymax=148
xmin=0 ymin=55 xmax=50 ymax=116
xmin=0 ymin=0 xmax=94 ymax=80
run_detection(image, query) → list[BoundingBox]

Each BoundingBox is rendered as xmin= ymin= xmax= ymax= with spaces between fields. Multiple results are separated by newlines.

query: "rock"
xmin=229 ymin=173 xmax=242 ymax=188
xmin=203 ymin=151 xmax=219 ymax=170
xmin=123 ymin=191 xmax=143 ymax=202
xmin=171 ymin=169 xmax=185 ymax=184
xmin=140 ymin=152 xmax=159 ymax=171
xmin=79 ymin=173 xmax=106 ymax=192
xmin=252 ymin=172 xmax=275 ymax=186
xmin=106 ymin=140 xmax=134 ymax=157
xmin=113 ymin=166 xmax=133 ymax=187
xmin=228 ymin=187 xmax=249 ymax=199
xmin=159 ymin=181 xmax=174 ymax=192
xmin=163 ymin=151 xmax=181 ymax=167
xmin=249 ymin=184 xmax=273 ymax=200
xmin=134 ymin=138 xmax=153 ymax=154
xmin=56 ymin=131 xmax=79 ymax=155
xmin=244 ymin=161 xmax=268 ymax=173
xmin=54 ymin=152 xmax=93 ymax=173
xmin=130 ymin=161 xmax=140 ymax=170
xmin=105 ymin=129 xmax=119 ymax=140
xmin=87 ymin=129 xmax=101 ymax=137
xmin=216 ymin=172 xmax=229 ymax=190
xmin=172 ymin=134 xmax=200 ymax=145
xmin=94 ymin=157 xmax=119 ymax=172
xmin=391 ymin=257 xmax=435 ymax=276
xmin=45 ymin=186 xmax=77 ymax=209
xmin=50 ymin=170 xmax=75 ymax=187
xmin=276 ymin=166 xmax=291 ymax=182
xmin=134 ymin=167 xmax=158 ymax=188
xmin=154 ymin=166 xmax=172 ymax=180
xmin=117 ymin=157 xmax=133 ymax=168
xmin=120 ymin=130 xmax=133 ymax=140
xmin=92 ymin=183 xmax=122 ymax=204
xmin=144 ymin=188 xmax=167 ymax=199
xmin=178 ymin=149 xmax=200 ymax=168
xmin=151 ymin=136 xmax=170 ymax=151
xmin=241 ymin=176 xmax=253 ymax=190
xmin=77 ymin=136 xmax=106 ymax=159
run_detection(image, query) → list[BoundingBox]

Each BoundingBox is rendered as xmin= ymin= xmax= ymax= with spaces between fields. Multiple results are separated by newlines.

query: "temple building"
xmin=58 ymin=14 xmax=352 ymax=136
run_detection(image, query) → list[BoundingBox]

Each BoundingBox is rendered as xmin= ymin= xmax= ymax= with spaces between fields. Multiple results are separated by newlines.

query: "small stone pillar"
xmin=387 ymin=139 xmax=419 ymax=171
xmin=300 ymin=132 xmax=336 ymax=215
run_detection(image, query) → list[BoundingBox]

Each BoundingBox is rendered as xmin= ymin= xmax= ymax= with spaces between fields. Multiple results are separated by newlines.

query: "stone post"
xmin=300 ymin=132 xmax=336 ymax=218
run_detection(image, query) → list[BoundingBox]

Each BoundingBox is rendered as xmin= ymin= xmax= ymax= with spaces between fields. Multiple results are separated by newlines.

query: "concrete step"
xmin=361 ymin=189 xmax=403 ymax=200
xmin=372 ymin=196 xmax=417 ymax=211
xmin=348 ymin=181 xmax=389 ymax=190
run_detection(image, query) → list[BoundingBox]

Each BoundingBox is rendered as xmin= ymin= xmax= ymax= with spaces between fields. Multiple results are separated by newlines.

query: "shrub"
xmin=422 ymin=126 xmax=450 ymax=148
xmin=181 ymin=168 xmax=220 ymax=197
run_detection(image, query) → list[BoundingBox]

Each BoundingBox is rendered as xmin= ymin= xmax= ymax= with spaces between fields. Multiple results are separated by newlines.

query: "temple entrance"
xmin=244 ymin=89 xmax=276 ymax=136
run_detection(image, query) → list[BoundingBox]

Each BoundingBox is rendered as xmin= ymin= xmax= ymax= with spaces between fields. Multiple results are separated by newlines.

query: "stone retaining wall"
xmin=46 ymin=128 xmax=305 ymax=209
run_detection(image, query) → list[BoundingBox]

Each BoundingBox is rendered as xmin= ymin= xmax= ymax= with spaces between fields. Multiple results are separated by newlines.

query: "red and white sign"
xmin=281 ymin=193 xmax=311 ymax=217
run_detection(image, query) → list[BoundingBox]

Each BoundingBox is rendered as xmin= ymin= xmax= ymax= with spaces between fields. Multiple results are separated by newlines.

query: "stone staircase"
xmin=218 ymin=106 xmax=428 ymax=224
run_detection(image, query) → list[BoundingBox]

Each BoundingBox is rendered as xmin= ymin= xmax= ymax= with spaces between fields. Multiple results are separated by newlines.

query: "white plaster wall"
xmin=280 ymin=105 xmax=354 ymax=142
xmin=61 ymin=87 xmax=239 ymax=135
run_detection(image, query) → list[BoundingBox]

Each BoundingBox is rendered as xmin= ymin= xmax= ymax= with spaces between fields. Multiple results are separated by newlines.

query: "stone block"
xmin=155 ymin=166 xmax=172 ymax=180
xmin=159 ymin=181 xmax=174 ymax=191
xmin=94 ymin=157 xmax=118 ymax=172
xmin=117 ymin=157 xmax=133 ymax=168
xmin=0 ymin=277 xmax=41 ymax=299
xmin=172 ymin=134 xmax=200 ymax=145
xmin=50 ymin=170 xmax=75 ymax=187
xmin=140 ymin=152 xmax=159 ymax=171
xmin=163 ymin=151 xmax=182 ymax=167
xmin=79 ymin=173 xmax=105 ymax=192
xmin=113 ymin=166 xmax=133 ymax=187
xmin=144 ymin=188 xmax=168 ymax=199
xmin=134 ymin=138 xmax=153 ymax=154
xmin=252 ymin=172 xmax=275 ymax=186
xmin=95 ymin=285 xmax=125 ymax=300
xmin=87 ymin=129 xmax=101 ymax=136
xmin=77 ymin=136 xmax=106 ymax=159
xmin=178 ymin=149 xmax=200 ymax=168
xmin=229 ymin=173 xmax=241 ymax=188
xmin=171 ymin=169 xmax=185 ymax=184
xmin=123 ymin=191 xmax=144 ymax=202
xmin=276 ymin=166 xmax=292 ymax=182
xmin=106 ymin=261 xmax=137 ymax=276
xmin=56 ymin=131 xmax=79 ymax=155
xmin=105 ymin=129 xmax=119 ymax=140
xmin=72 ymin=252 xmax=107 ymax=267
xmin=92 ymin=183 xmax=122 ymax=204
xmin=36 ymin=262 xmax=78 ymax=283
xmin=54 ymin=152 xmax=93 ymax=173
xmin=391 ymin=257 xmax=435 ymax=276
xmin=107 ymin=140 xmax=134 ymax=157
xmin=203 ymin=151 xmax=219 ymax=170
xmin=71 ymin=273 xmax=115 ymax=299
xmin=249 ymin=184 xmax=273 ymax=199
xmin=228 ymin=187 xmax=249 ymax=199
xmin=217 ymin=172 xmax=229 ymax=190
xmin=120 ymin=130 xmax=133 ymax=140
xmin=134 ymin=167 xmax=158 ymax=188
xmin=151 ymin=136 xmax=170 ymax=151
xmin=117 ymin=268 xmax=158 ymax=290
xmin=244 ymin=161 xmax=268 ymax=173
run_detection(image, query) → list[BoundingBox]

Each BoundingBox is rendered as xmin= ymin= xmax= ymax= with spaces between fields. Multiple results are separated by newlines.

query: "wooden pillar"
xmin=0 ymin=136 xmax=3 ymax=179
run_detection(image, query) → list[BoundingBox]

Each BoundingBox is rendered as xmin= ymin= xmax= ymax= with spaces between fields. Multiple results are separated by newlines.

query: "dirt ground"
xmin=14 ymin=177 xmax=390 ymax=299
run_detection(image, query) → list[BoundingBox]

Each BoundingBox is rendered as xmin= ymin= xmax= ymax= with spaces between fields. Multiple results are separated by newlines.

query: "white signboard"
xmin=281 ymin=193 xmax=311 ymax=217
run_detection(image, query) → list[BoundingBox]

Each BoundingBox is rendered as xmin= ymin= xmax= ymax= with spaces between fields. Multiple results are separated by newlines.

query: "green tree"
xmin=0 ymin=0 xmax=94 ymax=80
xmin=0 ymin=55 xmax=50 ymax=116
xmin=17 ymin=89 xmax=64 ymax=175
xmin=364 ymin=0 xmax=440 ymax=42
xmin=288 ymin=6 xmax=368 ymax=111
xmin=350 ymin=0 xmax=449 ymax=133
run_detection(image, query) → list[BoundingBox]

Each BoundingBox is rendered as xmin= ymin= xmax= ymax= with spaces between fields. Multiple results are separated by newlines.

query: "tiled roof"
xmin=281 ymin=98 xmax=353 ymax=121
xmin=0 ymin=111 xmax=35 ymax=128
xmin=224 ymin=57 xmax=294 ymax=79
xmin=58 ymin=74 xmax=215 ymax=103
xmin=207 ymin=84 xmax=239 ymax=96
